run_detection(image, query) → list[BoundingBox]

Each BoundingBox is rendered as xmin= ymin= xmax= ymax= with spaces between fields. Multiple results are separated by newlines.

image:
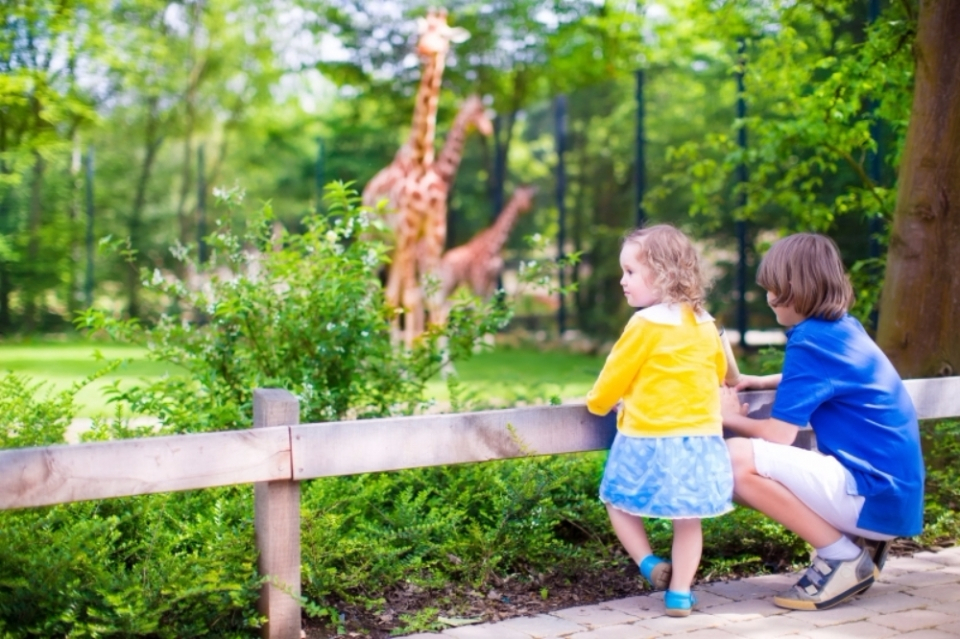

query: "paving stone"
xmin=934 ymin=620 xmax=960 ymax=635
xmin=680 ymin=629 xmax=741 ymax=639
xmin=913 ymin=551 xmax=960 ymax=567
xmin=699 ymin=578 xmax=783 ymax=601
xmin=703 ymin=598 xmax=787 ymax=622
xmin=909 ymin=583 xmax=960 ymax=603
xmin=850 ymin=591 xmax=939 ymax=613
xmin=552 ymin=622 xmax=664 ymax=639
xmin=873 ymin=610 xmax=960 ymax=632
xmin=923 ymin=603 xmax=960 ymax=617
xmin=894 ymin=631 xmax=960 ymax=639
xmin=687 ymin=590 xmax=737 ymax=610
xmin=601 ymin=595 xmax=669 ymax=619
xmin=632 ymin=612 xmax=724 ymax=635
xmin=882 ymin=558 xmax=946 ymax=575
xmin=884 ymin=571 xmax=960 ymax=589
xmin=495 ymin=613 xmax=587 ymax=637
xmin=442 ymin=620 xmax=534 ymax=639
xmin=856 ymin=580 xmax=913 ymax=599
xmin=714 ymin=614 xmax=817 ymax=638
xmin=796 ymin=621 xmax=899 ymax=638
xmin=550 ymin=605 xmax=643 ymax=629
xmin=782 ymin=603 xmax=872 ymax=627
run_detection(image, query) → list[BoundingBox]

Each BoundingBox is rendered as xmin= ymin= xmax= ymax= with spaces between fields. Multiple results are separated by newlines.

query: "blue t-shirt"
xmin=772 ymin=314 xmax=924 ymax=537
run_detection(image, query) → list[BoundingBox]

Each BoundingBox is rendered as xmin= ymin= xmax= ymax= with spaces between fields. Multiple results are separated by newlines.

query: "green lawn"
xmin=0 ymin=340 xmax=606 ymax=417
xmin=0 ymin=341 xmax=182 ymax=417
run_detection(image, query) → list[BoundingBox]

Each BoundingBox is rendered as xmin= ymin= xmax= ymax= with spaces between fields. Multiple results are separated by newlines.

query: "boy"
xmin=721 ymin=233 xmax=924 ymax=611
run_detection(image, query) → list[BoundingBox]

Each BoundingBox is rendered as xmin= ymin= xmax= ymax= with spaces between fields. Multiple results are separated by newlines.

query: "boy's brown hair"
xmin=757 ymin=233 xmax=853 ymax=321
xmin=623 ymin=224 xmax=708 ymax=314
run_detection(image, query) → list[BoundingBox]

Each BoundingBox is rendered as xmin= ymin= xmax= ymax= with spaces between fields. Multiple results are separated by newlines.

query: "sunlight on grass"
xmin=0 ymin=341 xmax=184 ymax=418
xmin=0 ymin=340 xmax=606 ymax=419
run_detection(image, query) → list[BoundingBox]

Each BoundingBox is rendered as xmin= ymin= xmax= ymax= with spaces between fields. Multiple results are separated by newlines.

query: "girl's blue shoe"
xmin=639 ymin=555 xmax=672 ymax=590
xmin=664 ymin=590 xmax=697 ymax=617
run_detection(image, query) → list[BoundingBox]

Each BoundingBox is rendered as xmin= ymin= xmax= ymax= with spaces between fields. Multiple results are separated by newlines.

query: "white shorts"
xmin=750 ymin=438 xmax=894 ymax=541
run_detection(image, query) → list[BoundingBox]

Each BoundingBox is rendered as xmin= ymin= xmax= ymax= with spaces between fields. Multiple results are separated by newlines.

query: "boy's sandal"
xmin=639 ymin=555 xmax=672 ymax=591
xmin=664 ymin=590 xmax=697 ymax=617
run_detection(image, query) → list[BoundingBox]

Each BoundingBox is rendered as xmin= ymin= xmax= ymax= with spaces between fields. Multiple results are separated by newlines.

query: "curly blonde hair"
xmin=623 ymin=224 xmax=708 ymax=314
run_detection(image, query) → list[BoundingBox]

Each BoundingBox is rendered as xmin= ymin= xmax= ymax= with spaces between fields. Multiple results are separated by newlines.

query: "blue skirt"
xmin=600 ymin=433 xmax=734 ymax=519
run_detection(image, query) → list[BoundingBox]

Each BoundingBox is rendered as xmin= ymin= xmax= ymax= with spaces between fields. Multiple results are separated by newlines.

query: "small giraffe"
xmin=437 ymin=185 xmax=537 ymax=322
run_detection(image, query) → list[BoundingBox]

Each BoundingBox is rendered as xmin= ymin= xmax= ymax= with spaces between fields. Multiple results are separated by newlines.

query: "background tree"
xmin=877 ymin=0 xmax=960 ymax=378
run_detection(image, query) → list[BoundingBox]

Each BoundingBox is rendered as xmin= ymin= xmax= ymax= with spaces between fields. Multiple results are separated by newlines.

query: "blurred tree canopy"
xmin=1 ymin=0 xmax=956 ymax=375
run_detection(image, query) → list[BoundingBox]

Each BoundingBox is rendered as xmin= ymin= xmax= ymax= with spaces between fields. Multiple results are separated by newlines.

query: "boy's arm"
xmin=720 ymin=386 xmax=799 ymax=445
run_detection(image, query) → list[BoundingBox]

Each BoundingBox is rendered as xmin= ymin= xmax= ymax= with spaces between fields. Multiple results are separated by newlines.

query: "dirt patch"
xmin=304 ymin=538 xmax=946 ymax=638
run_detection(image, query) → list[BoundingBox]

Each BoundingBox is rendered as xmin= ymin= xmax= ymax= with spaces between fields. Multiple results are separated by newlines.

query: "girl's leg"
xmin=670 ymin=518 xmax=702 ymax=592
xmin=605 ymin=503 xmax=653 ymax=563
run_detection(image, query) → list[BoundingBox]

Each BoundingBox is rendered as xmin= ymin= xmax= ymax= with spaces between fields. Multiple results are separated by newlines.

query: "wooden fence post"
xmin=253 ymin=389 xmax=301 ymax=639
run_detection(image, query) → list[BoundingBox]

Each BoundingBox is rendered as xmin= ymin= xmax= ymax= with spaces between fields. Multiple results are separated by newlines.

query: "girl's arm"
xmin=720 ymin=386 xmax=798 ymax=445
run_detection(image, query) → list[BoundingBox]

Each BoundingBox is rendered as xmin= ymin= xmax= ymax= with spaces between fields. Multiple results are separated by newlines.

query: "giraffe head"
xmin=416 ymin=8 xmax=470 ymax=58
xmin=461 ymin=95 xmax=494 ymax=136
xmin=512 ymin=185 xmax=538 ymax=212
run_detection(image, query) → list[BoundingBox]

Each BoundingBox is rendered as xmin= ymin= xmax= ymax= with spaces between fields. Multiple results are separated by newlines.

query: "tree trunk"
xmin=876 ymin=0 xmax=960 ymax=378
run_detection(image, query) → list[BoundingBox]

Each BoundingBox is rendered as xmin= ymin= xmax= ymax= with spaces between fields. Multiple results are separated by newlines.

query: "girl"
xmin=586 ymin=224 xmax=733 ymax=617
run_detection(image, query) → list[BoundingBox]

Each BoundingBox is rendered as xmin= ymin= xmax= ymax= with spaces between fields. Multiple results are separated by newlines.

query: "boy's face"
xmin=766 ymin=290 xmax=805 ymax=327
xmin=619 ymin=244 xmax=660 ymax=309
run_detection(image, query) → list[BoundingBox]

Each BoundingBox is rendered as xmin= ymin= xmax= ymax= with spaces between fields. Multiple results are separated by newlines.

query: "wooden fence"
xmin=2 ymin=377 xmax=960 ymax=638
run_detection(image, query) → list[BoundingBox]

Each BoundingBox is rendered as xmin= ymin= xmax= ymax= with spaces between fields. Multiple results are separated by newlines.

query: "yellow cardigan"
xmin=586 ymin=304 xmax=727 ymax=438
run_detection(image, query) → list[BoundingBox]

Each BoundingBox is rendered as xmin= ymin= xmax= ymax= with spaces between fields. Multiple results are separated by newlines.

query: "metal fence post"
xmin=253 ymin=388 xmax=301 ymax=639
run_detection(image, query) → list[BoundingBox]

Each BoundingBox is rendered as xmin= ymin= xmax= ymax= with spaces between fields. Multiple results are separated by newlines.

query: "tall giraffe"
xmin=436 ymin=185 xmax=537 ymax=322
xmin=364 ymin=94 xmax=491 ymax=245
xmin=385 ymin=9 xmax=470 ymax=344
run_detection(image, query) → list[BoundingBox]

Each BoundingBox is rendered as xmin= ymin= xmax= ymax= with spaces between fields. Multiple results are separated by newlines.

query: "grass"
xmin=0 ymin=341 xmax=183 ymax=417
xmin=0 ymin=339 xmax=606 ymax=418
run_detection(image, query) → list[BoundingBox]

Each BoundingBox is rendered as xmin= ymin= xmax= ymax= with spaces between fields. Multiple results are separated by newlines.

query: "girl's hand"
xmin=720 ymin=386 xmax=749 ymax=421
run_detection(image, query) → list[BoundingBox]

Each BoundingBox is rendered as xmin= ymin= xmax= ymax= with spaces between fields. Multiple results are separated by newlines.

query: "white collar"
xmin=635 ymin=303 xmax=714 ymax=326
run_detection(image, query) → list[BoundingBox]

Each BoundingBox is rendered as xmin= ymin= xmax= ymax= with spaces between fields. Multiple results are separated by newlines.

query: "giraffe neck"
xmin=478 ymin=197 xmax=523 ymax=257
xmin=408 ymin=53 xmax=444 ymax=169
xmin=433 ymin=104 xmax=477 ymax=185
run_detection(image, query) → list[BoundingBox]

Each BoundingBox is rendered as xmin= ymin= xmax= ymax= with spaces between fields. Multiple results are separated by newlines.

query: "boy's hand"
xmin=732 ymin=374 xmax=775 ymax=391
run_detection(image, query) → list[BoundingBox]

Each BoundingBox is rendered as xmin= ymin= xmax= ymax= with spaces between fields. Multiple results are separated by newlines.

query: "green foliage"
xmin=919 ymin=420 xmax=960 ymax=543
xmin=78 ymin=182 xmax=511 ymax=431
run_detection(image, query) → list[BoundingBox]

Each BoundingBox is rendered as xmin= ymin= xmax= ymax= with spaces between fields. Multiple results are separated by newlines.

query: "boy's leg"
xmin=727 ymin=437 xmax=878 ymax=610
xmin=727 ymin=437 xmax=844 ymax=547
xmin=670 ymin=517 xmax=702 ymax=592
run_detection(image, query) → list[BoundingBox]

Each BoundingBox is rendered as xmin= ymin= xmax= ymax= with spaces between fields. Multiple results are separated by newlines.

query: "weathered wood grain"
xmin=253 ymin=388 xmax=301 ymax=639
xmin=290 ymin=404 xmax=618 ymax=480
xmin=904 ymin=377 xmax=960 ymax=420
xmin=0 ymin=427 xmax=292 ymax=510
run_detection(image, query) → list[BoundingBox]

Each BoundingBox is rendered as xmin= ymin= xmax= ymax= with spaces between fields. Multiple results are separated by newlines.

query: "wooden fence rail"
xmin=1 ymin=378 xmax=959 ymax=638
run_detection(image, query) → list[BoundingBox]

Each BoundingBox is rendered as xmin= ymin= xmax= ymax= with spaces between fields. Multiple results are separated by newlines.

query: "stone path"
xmin=407 ymin=546 xmax=960 ymax=639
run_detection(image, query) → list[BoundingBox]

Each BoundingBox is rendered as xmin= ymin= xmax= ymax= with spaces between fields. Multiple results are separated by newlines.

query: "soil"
xmin=303 ymin=537 xmax=948 ymax=638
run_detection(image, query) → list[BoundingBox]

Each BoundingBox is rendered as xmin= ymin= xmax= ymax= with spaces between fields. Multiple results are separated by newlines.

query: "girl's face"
xmin=619 ymin=244 xmax=661 ymax=308
xmin=766 ymin=290 xmax=805 ymax=327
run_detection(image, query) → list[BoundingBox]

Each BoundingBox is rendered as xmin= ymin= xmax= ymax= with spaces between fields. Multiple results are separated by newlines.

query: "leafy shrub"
xmin=80 ymin=182 xmax=511 ymax=433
